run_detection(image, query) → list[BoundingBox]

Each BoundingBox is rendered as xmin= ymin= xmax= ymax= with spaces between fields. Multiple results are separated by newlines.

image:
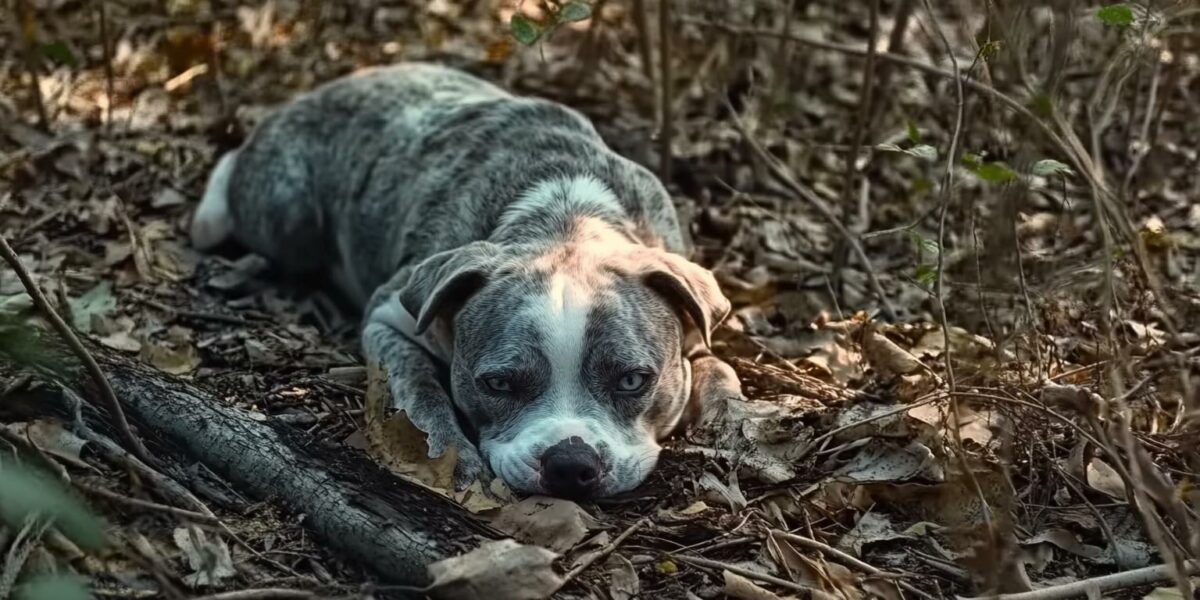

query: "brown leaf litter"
xmin=2 ymin=0 xmax=1199 ymax=599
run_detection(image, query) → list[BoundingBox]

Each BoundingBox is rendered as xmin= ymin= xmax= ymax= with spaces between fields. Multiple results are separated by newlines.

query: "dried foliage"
xmin=1 ymin=0 xmax=1198 ymax=599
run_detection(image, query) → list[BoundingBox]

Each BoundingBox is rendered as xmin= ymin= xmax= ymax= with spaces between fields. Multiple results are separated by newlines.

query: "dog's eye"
xmin=616 ymin=372 xmax=648 ymax=393
xmin=484 ymin=377 xmax=513 ymax=393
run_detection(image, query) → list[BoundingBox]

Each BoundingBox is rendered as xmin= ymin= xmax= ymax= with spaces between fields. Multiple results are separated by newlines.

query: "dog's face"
xmin=399 ymin=223 xmax=729 ymax=498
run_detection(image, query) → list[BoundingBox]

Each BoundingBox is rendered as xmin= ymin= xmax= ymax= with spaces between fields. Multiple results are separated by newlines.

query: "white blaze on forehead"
xmin=535 ymin=273 xmax=593 ymax=398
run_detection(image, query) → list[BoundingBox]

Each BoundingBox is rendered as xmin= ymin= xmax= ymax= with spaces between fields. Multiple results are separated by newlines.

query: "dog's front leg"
xmin=362 ymin=320 xmax=487 ymax=489
xmin=686 ymin=352 xmax=745 ymax=426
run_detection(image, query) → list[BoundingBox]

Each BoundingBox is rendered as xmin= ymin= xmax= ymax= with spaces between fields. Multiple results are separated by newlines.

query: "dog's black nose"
xmin=540 ymin=437 xmax=602 ymax=498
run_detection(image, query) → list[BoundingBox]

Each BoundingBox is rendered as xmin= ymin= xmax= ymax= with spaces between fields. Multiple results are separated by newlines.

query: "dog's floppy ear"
xmin=399 ymin=241 xmax=501 ymax=335
xmin=640 ymin=250 xmax=731 ymax=348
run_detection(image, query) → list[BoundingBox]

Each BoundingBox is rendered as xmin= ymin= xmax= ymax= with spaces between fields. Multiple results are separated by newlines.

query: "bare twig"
xmin=0 ymin=516 xmax=51 ymax=598
xmin=728 ymin=107 xmax=898 ymax=320
xmin=956 ymin=560 xmax=1199 ymax=600
xmin=0 ymin=234 xmax=153 ymax=465
xmin=76 ymin=482 xmax=221 ymax=524
xmin=657 ymin=0 xmax=673 ymax=181
xmin=562 ymin=518 xmax=647 ymax=585
xmin=922 ymin=0 xmax=963 ymax=392
xmin=672 ymin=553 xmax=816 ymax=595
xmin=190 ymin=590 xmax=316 ymax=600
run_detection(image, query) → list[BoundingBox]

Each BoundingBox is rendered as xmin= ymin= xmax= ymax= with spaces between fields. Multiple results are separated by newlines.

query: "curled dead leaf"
xmin=364 ymin=362 xmax=458 ymax=492
xmin=426 ymin=539 xmax=563 ymax=600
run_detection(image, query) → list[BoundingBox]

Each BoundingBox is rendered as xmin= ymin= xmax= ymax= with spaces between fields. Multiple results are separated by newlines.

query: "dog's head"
xmin=398 ymin=224 xmax=729 ymax=498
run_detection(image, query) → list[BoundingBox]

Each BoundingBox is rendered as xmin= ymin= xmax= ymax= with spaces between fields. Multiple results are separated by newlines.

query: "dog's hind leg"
xmin=197 ymin=127 xmax=332 ymax=274
xmin=190 ymin=151 xmax=239 ymax=251
xmin=362 ymin=317 xmax=487 ymax=490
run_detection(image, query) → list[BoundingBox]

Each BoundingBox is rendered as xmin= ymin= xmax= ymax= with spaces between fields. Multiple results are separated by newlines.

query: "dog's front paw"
xmin=451 ymin=445 xmax=488 ymax=491
xmin=426 ymin=431 xmax=488 ymax=491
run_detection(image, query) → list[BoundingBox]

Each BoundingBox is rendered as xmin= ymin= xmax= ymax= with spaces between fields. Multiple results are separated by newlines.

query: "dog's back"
xmin=193 ymin=63 xmax=682 ymax=307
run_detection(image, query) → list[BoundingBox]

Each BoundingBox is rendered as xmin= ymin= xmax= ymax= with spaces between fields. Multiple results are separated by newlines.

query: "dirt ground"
xmin=1 ymin=0 xmax=1198 ymax=599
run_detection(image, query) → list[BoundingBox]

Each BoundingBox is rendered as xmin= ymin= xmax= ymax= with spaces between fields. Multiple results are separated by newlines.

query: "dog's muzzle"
xmin=539 ymin=436 xmax=604 ymax=498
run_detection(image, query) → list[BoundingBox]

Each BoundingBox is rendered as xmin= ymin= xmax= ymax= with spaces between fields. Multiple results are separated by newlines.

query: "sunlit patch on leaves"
xmin=972 ymin=161 xmax=1019 ymax=184
xmin=1097 ymin=4 xmax=1134 ymax=27
xmin=1032 ymin=159 xmax=1074 ymax=177
xmin=0 ymin=461 xmax=108 ymax=551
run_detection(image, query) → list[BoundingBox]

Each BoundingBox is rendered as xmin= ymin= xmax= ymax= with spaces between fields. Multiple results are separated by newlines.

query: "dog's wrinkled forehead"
xmin=454 ymin=262 xmax=680 ymax=370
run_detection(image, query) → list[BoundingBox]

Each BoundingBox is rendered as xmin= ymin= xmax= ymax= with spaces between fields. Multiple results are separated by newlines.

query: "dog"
xmin=190 ymin=63 xmax=743 ymax=499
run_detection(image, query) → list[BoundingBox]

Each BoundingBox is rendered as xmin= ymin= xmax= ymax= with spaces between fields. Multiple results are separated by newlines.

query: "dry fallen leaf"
xmin=606 ymin=554 xmax=639 ymax=600
xmin=173 ymin=526 xmax=236 ymax=588
xmin=426 ymin=539 xmax=563 ymax=600
xmin=364 ymin=362 xmax=458 ymax=492
xmin=4 ymin=419 xmax=89 ymax=463
xmin=1086 ymin=458 xmax=1127 ymax=500
xmin=864 ymin=331 xmax=924 ymax=377
xmin=487 ymin=495 xmax=597 ymax=553
xmin=722 ymin=570 xmax=791 ymax=600
xmin=141 ymin=341 xmax=201 ymax=375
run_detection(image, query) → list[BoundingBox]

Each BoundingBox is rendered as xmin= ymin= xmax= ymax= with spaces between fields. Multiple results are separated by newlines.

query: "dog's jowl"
xmin=191 ymin=63 xmax=744 ymax=499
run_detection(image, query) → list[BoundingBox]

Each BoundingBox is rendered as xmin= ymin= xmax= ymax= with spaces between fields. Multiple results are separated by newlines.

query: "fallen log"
xmin=24 ymin=342 xmax=503 ymax=587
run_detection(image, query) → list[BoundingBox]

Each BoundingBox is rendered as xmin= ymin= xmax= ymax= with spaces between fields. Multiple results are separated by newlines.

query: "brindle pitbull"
xmin=191 ymin=63 xmax=743 ymax=498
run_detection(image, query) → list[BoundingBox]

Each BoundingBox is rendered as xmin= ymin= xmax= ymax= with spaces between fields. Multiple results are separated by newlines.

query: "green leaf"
xmin=915 ymin=264 xmax=938 ymax=286
xmin=40 ymin=42 xmax=77 ymax=67
xmin=510 ymin=15 xmax=541 ymax=45
xmin=69 ymin=281 xmax=116 ymax=334
xmin=15 ymin=575 xmax=92 ymax=600
xmin=905 ymin=120 xmax=921 ymax=144
xmin=1032 ymin=159 xmax=1074 ymax=177
xmin=877 ymin=143 xmax=937 ymax=161
xmin=961 ymin=152 xmax=983 ymax=169
xmin=974 ymin=161 xmax=1019 ymax=184
xmin=0 ymin=462 xmax=108 ymax=551
xmin=1097 ymin=4 xmax=1134 ymax=27
xmin=557 ymin=1 xmax=592 ymax=23
xmin=907 ymin=144 xmax=938 ymax=162
xmin=919 ymin=237 xmax=941 ymax=256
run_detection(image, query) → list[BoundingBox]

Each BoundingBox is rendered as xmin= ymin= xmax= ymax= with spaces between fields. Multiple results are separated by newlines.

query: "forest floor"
xmin=1 ymin=0 xmax=1198 ymax=598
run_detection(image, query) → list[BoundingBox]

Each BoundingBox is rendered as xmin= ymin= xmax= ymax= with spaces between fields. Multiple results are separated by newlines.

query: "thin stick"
xmin=562 ymin=518 xmax=647 ymax=583
xmin=728 ymin=107 xmax=898 ymax=320
xmin=76 ymin=483 xmax=220 ymax=524
xmin=0 ymin=234 xmax=153 ymax=465
xmin=190 ymin=590 xmax=315 ymax=600
xmin=956 ymin=560 xmax=1198 ymax=600
xmin=922 ymin=0 xmax=962 ymax=392
xmin=672 ymin=553 xmax=815 ymax=594
xmin=657 ymin=0 xmax=673 ymax=181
